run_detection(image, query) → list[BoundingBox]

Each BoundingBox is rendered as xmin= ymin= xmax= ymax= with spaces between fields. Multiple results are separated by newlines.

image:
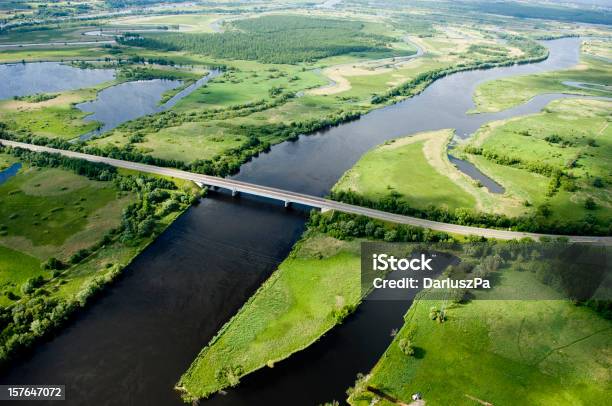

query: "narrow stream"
xmin=0 ymin=38 xmax=600 ymax=405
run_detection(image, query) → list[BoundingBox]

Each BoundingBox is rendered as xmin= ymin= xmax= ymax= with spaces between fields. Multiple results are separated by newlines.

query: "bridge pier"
xmin=231 ymin=189 xmax=239 ymax=197
xmin=321 ymin=207 xmax=332 ymax=213
xmin=284 ymin=200 xmax=291 ymax=208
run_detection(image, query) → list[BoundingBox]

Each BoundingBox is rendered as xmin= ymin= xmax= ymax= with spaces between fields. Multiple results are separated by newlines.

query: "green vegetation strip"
xmin=459 ymin=98 xmax=611 ymax=234
xmin=177 ymin=231 xmax=361 ymax=399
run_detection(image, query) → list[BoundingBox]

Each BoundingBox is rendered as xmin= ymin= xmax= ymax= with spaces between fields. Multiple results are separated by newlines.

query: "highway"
xmin=1 ymin=139 xmax=610 ymax=244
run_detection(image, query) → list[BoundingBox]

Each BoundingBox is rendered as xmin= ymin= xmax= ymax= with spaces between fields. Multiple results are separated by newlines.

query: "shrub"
xmin=398 ymin=338 xmax=415 ymax=356
xmin=584 ymin=197 xmax=596 ymax=210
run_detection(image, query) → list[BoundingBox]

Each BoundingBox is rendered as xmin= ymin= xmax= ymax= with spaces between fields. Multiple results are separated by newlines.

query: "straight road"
xmin=1 ymin=139 xmax=609 ymax=244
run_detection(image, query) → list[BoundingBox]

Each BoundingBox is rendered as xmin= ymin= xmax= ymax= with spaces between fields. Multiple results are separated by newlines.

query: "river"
xmin=0 ymin=38 xmax=592 ymax=405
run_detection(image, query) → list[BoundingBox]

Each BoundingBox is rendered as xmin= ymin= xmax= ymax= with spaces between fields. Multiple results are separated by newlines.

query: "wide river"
xmin=1 ymin=38 xmax=589 ymax=405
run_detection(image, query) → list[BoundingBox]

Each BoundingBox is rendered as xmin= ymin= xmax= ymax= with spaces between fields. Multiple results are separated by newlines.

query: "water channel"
xmin=0 ymin=38 xmax=601 ymax=405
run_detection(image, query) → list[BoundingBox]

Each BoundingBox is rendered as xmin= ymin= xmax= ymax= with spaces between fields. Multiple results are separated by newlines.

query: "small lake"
xmin=0 ymin=162 xmax=21 ymax=185
xmin=77 ymin=69 xmax=222 ymax=140
xmin=0 ymin=62 xmax=115 ymax=100
xmin=77 ymin=79 xmax=182 ymax=139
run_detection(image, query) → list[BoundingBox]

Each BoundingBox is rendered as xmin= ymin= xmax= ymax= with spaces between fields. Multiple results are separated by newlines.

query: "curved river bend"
xmin=1 ymin=38 xmax=593 ymax=405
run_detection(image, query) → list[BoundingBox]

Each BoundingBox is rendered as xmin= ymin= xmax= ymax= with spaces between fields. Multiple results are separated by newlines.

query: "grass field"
xmin=472 ymin=53 xmax=612 ymax=113
xmin=111 ymin=14 xmax=220 ymax=33
xmin=459 ymin=98 xmax=611 ymax=224
xmin=0 ymin=88 xmax=101 ymax=138
xmin=0 ymin=26 xmax=97 ymax=44
xmin=0 ymin=164 xmax=129 ymax=260
xmin=582 ymin=39 xmax=612 ymax=61
xmin=350 ymin=269 xmax=611 ymax=405
xmin=177 ymin=231 xmax=362 ymax=400
xmin=0 ymin=155 xmax=135 ymax=305
xmin=121 ymin=121 xmax=249 ymax=162
xmin=0 ymin=245 xmax=41 ymax=306
xmin=334 ymin=130 xmax=476 ymax=211
xmin=333 ymin=130 xmax=522 ymax=215
xmin=173 ymin=60 xmax=326 ymax=111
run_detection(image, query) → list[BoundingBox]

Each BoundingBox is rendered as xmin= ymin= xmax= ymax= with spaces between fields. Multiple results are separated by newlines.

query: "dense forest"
xmin=119 ymin=15 xmax=396 ymax=64
xmin=455 ymin=1 xmax=611 ymax=25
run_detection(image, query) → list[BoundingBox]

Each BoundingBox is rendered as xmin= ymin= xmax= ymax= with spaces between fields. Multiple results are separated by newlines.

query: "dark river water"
xmin=0 ymin=38 xmax=591 ymax=405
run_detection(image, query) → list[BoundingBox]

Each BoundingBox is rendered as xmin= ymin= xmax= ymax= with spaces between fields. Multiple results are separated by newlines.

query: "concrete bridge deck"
xmin=1 ymin=139 xmax=609 ymax=244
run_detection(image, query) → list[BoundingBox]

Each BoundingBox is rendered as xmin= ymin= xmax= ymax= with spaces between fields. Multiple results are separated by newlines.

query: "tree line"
xmin=372 ymin=37 xmax=548 ymax=104
xmin=329 ymin=189 xmax=610 ymax=236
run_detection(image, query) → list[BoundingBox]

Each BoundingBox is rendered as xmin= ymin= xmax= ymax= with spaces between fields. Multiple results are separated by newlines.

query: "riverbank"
xmin=176 ymin=230 xmax=362 ymax=400
xmin=349 ymin=252 xmax=611 ymax=405
xmin=472 ymin=54 xmax=612 ymax=112
xmin=176 ymin=212 xmax=451 ymax=401
xmin=457 ymin=98 xmax=611 ymax=234
xmin=0 ymin=146 xmax=202 ymax=366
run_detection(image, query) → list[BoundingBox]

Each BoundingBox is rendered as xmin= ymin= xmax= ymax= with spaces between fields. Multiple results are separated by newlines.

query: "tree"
xmin=536 ymin=203 xmax=552 ymax=218
xmin=584 ymin=197 xmax=596 ymax=210
xmin=398 ymin=338 xmax=415 ymax=356
xmin=42 ymin=257 xmax=66 ymax=271
xmin=592 ymin=177 xmax=604 ymax=188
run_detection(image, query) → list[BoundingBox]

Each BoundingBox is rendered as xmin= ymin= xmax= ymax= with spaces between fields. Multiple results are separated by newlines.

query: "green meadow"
xmin=333 ymin=129 xmax=524 ymax=217
xmin=177 ymin=231 xmax=362 ymax=400
xmin=333 ymin=130 xmax=477 ymax=212
xmin=472 ymin=53 xmax=612 ymax=113
xmin=350 ymin=269 xmax=611 ymax=406
xmin=0 ymin=88 xmax=102 ymax=139
xmin=0 ymin=156 xmax=134 ymax=305
xmin=459 ymin=98 xmax=611 ymax=225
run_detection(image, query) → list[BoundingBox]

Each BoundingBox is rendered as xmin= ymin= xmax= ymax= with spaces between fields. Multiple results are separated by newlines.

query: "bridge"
xmin=1 ymin=139 xmax=609 ymax=244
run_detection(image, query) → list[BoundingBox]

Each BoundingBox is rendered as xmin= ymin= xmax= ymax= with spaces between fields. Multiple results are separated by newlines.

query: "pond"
xmin=0 ymin=62 xmax=115 ymax=100
xmin=0 ymin=162 xmax=21 ymax=185
xmin=77 ymin=69 xmax=222 ymax=140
